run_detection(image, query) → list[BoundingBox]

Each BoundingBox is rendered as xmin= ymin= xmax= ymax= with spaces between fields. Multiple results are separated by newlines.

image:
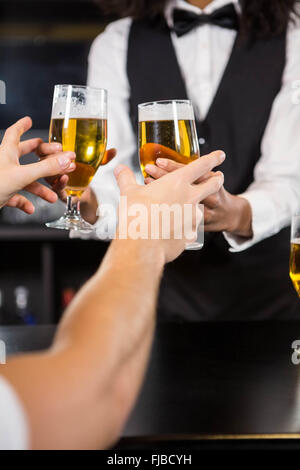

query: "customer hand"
xmin=145 ymin=157 xmax=253 ymax=238
xmin=37 ymin=143 xmax=117 ymax=204
xmin=0 ymin=117 xmax=76 ymax=214
xmin=114 ymin=151 xmax=225 ymax=264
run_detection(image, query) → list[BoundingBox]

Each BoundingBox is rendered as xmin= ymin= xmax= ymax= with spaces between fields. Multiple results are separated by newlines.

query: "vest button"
xmin=199 ymin=137 xmax=206 ymax=145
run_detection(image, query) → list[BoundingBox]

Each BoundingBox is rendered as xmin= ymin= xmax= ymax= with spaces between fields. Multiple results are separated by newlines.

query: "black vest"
xmin=127 ymin=17 xmax=300 ymax=320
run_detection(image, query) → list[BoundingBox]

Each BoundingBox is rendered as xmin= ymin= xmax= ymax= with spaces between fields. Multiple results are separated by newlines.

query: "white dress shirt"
xmin=0 ymin=375 xmax=28 ymax=450
xmin=85 ymin=0 xmax=300 ymax=251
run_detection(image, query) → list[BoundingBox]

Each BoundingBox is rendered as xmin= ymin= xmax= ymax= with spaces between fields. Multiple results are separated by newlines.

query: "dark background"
xmin=0 ymin=0 xmax=112 ymax=325
xmin=0 ymin=0 xmax=111 ymax=128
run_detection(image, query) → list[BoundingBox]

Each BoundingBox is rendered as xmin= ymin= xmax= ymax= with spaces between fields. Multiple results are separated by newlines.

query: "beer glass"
xmin=46 ymin=85 xmax=107 ymax=232
xmin=138 ymin=99 xmax=203 ymax=250
xmin=290 ymin=214 xmax=300 ymax=297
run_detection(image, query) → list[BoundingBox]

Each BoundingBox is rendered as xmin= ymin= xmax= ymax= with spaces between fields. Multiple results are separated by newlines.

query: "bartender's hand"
xmin=37 ymin=143 xmax=117 ymax=224
xmin=0 ymin=117 xmax=76 ymax=214
xmin=145 ymin=157 xmax=253 ymax=238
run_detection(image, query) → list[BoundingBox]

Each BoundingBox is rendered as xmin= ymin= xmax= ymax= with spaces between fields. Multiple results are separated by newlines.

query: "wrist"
xmin=230 ymin=196 xmax=253 ymax=238
xmin=110 ymin=238 xmax=166 ymax=273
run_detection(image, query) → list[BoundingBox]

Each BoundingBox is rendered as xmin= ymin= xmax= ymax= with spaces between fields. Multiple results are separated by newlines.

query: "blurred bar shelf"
xmin=0 ymin=23 xmax=105 ymax=42
xmin=0 ymin=224 xmax=108 ymax=325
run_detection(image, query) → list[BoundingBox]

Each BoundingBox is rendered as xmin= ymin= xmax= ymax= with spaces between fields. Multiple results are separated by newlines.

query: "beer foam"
xmin=292 ymin=238 xmax=300 ymax=245
xmin=52 ymin=99 xmax=106 ymax=119
xmin=138 ymin=102 xmax=194 ymax=122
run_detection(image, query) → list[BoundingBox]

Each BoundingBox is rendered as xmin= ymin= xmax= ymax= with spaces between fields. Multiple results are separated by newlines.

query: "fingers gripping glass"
xmin=46 ymin=85 xmax=108 ymax=232
xmin=290 ymin=214 xmax=300 ymax=298
xmin=138 ymin=100 xmax=203 ymax=250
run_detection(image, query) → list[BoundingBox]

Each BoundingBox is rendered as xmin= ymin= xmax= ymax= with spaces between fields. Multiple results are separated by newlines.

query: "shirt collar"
xmin=165 ymin=0 xmax=240 ymax=28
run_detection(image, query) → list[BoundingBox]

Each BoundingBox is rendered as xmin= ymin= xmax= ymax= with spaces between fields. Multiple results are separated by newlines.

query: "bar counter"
xmin=1 ymin=321 xmax=300 ymax=450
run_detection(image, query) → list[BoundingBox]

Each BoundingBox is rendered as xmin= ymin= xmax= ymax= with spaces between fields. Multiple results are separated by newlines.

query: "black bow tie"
xmin=173 ymin=4 xmax=240 ymax=37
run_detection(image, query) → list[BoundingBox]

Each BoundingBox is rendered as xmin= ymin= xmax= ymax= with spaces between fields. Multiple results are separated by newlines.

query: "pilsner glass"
xmin=46 ymin=85 xmax=107 ymax=232
xmin=290 ymin=214 xmax=300 ymax=298
xmin=138 ymin=99 xmax=203 ymax=250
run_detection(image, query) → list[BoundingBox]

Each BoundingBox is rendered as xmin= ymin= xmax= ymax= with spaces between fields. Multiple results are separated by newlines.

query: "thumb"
xmin=114 ymin=164 xmax=137 ymax=194
xmin=21 ymin=152 xmax=76 ymax=186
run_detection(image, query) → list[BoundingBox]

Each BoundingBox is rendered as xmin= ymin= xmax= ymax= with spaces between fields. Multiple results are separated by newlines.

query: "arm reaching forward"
xmin=0 ymin=151 xmax=225 ymax=450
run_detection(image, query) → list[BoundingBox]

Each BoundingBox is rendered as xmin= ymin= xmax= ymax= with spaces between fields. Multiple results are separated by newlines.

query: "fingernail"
xmin=59 ymin=154 xmax=73 ymax=169
xmin=68 ymin=162 xmax=76 ymax=171
xmin=145 ymin=164 xmax=155 ymax=172
xmin=114 ymin=164 xmax=126 ymax=176
xmin=156 ymin=158 xmax=167 ymax=167
xmin=65 ymin=151 xmax=76 ymax=160
xmin=219 ymin=152 xmax=226 ymax=162
xmin=54 ymin=143 xmax=62 ymax=150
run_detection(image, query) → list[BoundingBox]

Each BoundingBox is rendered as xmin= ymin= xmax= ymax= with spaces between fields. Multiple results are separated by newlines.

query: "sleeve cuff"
xmin=223 ymin=191 xmax=280 ymax=253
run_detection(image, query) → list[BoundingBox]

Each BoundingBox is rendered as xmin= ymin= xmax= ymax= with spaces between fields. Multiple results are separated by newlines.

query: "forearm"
xmin=55 ymin=238 xmax=164 ymax=382
xmin=54 ymin=239 xmax=164 ymax=446
xmin=2 ymin=239 xmax=164 ymax=449
xmin=100 ymin=318 xmax=156 ymax=448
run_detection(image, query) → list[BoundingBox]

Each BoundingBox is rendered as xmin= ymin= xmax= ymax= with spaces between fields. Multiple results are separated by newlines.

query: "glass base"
xmin=185 ymin=241 xmax=203 ymax=251
xmin=46 ymin=214 xmax=94 ymax=232
xmin=46 ymin=196 xmax=94 ymax=233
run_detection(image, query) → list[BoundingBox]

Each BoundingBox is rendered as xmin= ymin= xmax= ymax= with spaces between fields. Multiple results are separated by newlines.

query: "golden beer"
xmin=49 ymin=118 xmax=107 ymax=197
xmin=139 ymin=119 xmax=199 ymax=178
xmin=290 ymin=240 xmax=300 ymax=297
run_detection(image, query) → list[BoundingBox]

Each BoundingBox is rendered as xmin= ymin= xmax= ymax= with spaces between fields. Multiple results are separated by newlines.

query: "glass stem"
xmin=64 ymin=196 xmax=81 ymax=219
xmin=65 ymin=196 xmax=73 ymax=216
xmin=73 ymin=200 xmax=81 ymax=217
